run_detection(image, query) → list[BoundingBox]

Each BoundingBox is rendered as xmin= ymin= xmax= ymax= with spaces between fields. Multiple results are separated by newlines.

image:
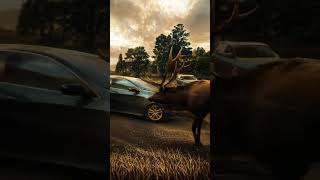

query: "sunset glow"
xmin=110 ymin=0 xmax=210 ymax=65
xmin=157 ymin=0 xmax=195 ymax=17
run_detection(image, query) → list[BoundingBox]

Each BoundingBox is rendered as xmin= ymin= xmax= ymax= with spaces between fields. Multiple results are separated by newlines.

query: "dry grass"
xmin=110 ymin=145 xmax=210 ymax=180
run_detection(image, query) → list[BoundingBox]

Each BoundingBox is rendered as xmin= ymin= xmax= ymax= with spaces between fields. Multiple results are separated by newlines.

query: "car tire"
xmin=144 ymin=103 xmax=166 ymax=122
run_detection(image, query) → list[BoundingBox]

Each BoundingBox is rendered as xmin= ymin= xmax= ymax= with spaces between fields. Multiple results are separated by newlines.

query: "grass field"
xmin=110 ymin=112 xmax=210 ymax=179
xmin=110 ymin=144 xmax=210 ymax=180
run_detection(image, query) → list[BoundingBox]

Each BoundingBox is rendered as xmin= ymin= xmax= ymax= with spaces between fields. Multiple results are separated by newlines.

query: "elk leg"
xmin=192 ymin=120 xmax=198 ymax=145
xmin=196 ymin=119 xmax=203 ymax=146
xmin=193 ymin=118 xmax=203 ymax=146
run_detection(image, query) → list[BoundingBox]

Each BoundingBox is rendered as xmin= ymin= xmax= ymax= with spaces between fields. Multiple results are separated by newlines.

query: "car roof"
xmin=110 ymin=75 xmax=146 ymax=85
xmin=220 ymin=41 xmax=269 ymax=46
xmin=0 ymin=44 xmax=109 ymax=92
xmin=178 ymin=74 xmax=195 ymax=76
xmin=110 ymin=75 xmax=139 ymax=81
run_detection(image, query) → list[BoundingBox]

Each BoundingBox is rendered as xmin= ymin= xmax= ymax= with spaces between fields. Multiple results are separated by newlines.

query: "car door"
xmin=0 ymin=51 xmax=107 ymax=172
xmin=110 ymin=78 xmax=145 ymax=115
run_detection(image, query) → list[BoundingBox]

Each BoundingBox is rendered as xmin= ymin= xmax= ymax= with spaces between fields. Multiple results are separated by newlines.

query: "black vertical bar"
xmin=210 ymin=1 xmax=215 ymax=179
xmin=106 ymin=0 xmax=110 ymax=178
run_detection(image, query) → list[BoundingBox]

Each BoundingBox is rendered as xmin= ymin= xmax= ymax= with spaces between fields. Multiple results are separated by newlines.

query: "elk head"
xmin=158 ymin=46 xmax=190 ymax=91
xmin=148 ymin=46 xmax=191 ymax=104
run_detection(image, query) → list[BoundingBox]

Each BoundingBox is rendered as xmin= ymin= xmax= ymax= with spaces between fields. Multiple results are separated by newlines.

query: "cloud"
xmin=185 ymin=0 xmax=210 ymax=46
xmin=110 ymin=0 xmax=210 ymax=65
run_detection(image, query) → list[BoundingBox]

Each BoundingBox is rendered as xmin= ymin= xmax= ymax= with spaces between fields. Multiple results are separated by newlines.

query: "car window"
xmin=0 ymin=51 xmax=84 ymax=91
xmin=130 ymin=78 xmax=158 ymax=92
xmin=111 ymin=79 xmax=136 ymax=90
xmin=234 ymin=45 xmax=277 ymax=58
xmin=181 ymin=76 xmax=196 ymax=80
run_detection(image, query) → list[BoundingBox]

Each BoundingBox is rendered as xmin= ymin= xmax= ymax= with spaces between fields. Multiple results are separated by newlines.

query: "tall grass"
xmin=110 ymin=146 xmax=210 ymax=180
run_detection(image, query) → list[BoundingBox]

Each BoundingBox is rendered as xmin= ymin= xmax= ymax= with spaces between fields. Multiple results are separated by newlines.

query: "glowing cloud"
xmin=110 ymin=0 xmax=210 ymax=65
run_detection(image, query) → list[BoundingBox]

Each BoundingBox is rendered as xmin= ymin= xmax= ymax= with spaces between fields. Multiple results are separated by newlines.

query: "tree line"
xmin=115 ymin=24 xmax=211 ymax=78
xmin=214 ymin=0 xmax=320 ymax=57
xmin=17 ymin=0 xmax=108 ymax=53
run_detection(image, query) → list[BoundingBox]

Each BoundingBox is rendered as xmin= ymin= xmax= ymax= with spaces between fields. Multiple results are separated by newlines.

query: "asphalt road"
xmin=110 ymin=111 xmax=210 ymax=153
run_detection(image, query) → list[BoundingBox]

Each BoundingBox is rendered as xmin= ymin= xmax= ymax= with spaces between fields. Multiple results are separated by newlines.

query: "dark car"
xmin=110 ymin=75 xmax=165 ymax=122
xmin=0 ymin=44 xmax=108 ymax=173
xmin=213 ymin=41 xmax=280 ymax=76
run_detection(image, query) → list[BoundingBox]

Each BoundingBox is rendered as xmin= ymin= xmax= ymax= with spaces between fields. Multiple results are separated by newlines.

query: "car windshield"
xmin=130 ymin=78 xmax=158 ymax=92
xmin=181 ymin=76 xmax=196 ymax=80
xmin=234 ymin=45 xmax=277 ymax=58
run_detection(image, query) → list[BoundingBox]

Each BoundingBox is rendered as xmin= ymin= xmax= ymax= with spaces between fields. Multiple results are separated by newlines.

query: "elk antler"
xmin=159 ymin=46 xmax=190 ymax=91
xmin=216 ymin=0 xmax=259 ymax=32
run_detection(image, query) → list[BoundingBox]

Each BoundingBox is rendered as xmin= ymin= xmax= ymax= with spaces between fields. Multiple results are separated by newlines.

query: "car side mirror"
xmin=128 ymin=88 xmax=140 ymax=94
xmin=61 ymin=84 xmax=89 ymax=96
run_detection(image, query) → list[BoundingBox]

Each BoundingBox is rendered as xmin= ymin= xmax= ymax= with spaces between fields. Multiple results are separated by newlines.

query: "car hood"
xmin=141 ymin=90 xmax=157 ymax=99
xmin=236 ymin=57 xmax=281 ymax=69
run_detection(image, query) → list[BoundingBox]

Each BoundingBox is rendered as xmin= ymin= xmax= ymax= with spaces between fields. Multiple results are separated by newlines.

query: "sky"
xmin=110 ymin=0 xmax=210 ymax=65
xmin=0 ymin=0 xmax=23 ymax=10
xmin=0 ymin=0 xmax=24 ymax=30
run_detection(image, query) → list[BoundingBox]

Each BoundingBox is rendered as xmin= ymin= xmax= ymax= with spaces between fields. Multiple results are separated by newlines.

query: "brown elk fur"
xmin=213 ymin=58 xmax=320 ymax=179
xmin=149 ymin=80 xmax=210 ymax=146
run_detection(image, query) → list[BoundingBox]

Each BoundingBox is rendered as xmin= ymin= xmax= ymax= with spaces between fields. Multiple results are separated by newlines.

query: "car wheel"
xmin=145 ymin=103 xmax=165 ymax=122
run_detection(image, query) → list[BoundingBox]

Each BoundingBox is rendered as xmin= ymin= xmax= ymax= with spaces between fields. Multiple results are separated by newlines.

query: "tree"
xmin=195 ymin=56 xmax=211 ymax=78
xmin=194 ymin=47 xmax=206 ymax=57
xmin=170 ymin=24 xmax=193 ymax=72
xmin=190 ymin=47 xmax=208 ymax=76
xmin=17 ymin=0 xmax=108 ymax=52
xmin=149 ymin=61 xmax=158 ymax=74
xmin=125 ymin=47 xmax=150 ymax=77
xmin=170 ymin=24 xmax=192 ymax=52
xmin=17 ymin=0 xmax=51 ymax=40
xmin=115 ymin=54 xmax=125 ymax=75
xmin=153 ymin=34 xmax=171 ymax=77
xmin=153 ymin=24 xmax=193 ymax=77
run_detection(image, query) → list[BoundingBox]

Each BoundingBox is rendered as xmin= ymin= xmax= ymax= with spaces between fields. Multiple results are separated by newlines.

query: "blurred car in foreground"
xmin=0 ymin=44 xmax=108 ymax=173
xmin=213 ymin=41 xmax=280 ymax=76
xmin=110 ymin=75 xmax=166 ymax=122
xmin=176 ymin=74 xmax=198 ymax=86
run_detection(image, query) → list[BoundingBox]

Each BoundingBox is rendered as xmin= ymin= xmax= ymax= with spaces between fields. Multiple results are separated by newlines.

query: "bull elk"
xmin=149 ymin=46 xmax=210 ymax=146
xmin=213 ymin=59 xmax=320 ymax=179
